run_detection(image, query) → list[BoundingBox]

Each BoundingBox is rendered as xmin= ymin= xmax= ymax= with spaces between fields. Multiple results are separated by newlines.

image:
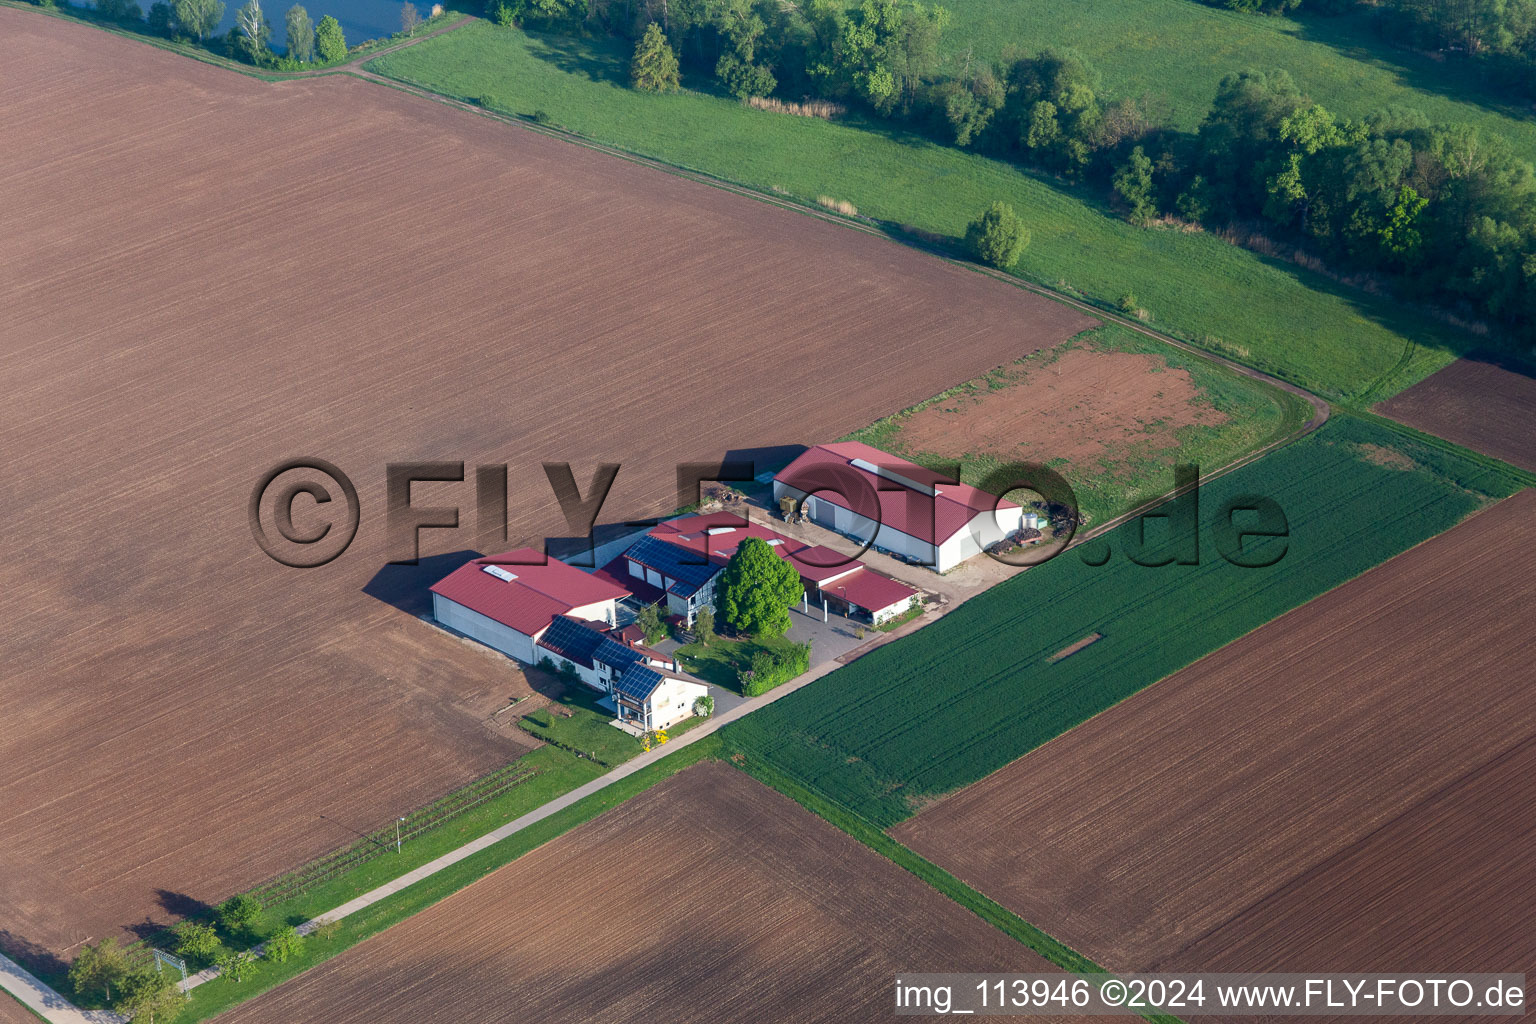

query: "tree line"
xmin=508 ymin=0 xmax=1535 ymax=340
xmin=31 ymin=0 xmax=433 ymax=69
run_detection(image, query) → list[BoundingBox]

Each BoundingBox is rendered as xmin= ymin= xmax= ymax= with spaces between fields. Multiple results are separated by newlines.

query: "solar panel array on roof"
xmin=537 ymin=615 xmax=609 ymax=668
xmin=614 ymin=663 xmax=665 ymax=700
xmin=625 ymin=535 xmax=719 ymax=596
xmin=593 ymin=635 xmax=643 ymax=672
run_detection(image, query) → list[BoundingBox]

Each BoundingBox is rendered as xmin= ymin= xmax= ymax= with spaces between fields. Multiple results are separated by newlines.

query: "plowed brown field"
xmin=1378 ymin=357 xmax=1536 ymax=473
xmin=0 ymin=991 xmax=38 ymax=1024
xmin=0 ymin=10 xmax=1091 ymax=959
xmin=219 ymin=762 xmax=1112 ymax=1024
xmin=895 ymin=490 xmax=1536 ymax=981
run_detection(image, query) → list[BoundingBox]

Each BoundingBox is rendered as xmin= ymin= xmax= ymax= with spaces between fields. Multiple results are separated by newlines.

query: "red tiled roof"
xmin=430 ymin=548 xmax=630 ymax=637
xmin=648 ymin=513 xmax=865 ymax=584
xmin=774 ymin=442 xmax=1018 ymax=545
xmin=817 ymin=566 xmax=919 ymax=614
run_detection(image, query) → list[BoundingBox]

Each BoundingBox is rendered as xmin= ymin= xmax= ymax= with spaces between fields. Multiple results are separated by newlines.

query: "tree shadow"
xmin=155 ymin=889 xmax=213 ymax=921
xmin=522 ymin=28 xmax=629 ymax=85
xmin=1288 ymin=9 xmax=1536 ymax=125
xmin=0 ymin=929 xmax=71 ymax=986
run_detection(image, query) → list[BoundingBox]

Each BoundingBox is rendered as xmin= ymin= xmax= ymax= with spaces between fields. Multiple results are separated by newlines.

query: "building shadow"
xmin=361 ymin=550 xmax=482 ymax=617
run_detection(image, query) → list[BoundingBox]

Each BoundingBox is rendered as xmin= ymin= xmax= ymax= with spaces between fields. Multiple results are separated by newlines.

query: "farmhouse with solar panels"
xmin=772 ymin=442 xmax=1024 ymax=573
xmin=429 ymin=549 xmax=706 ymax=732
xmin=618 ymin=512 xmax=921 ymax=627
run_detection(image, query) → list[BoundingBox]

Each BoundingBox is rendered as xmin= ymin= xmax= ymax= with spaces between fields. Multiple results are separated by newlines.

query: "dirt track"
xmin=895 ymin=490 xmax=1536 ymax=984
xmin=0 ymin=8 xmax=1091 ymax=959
xmin=1377 ymin=357 xmax=1536 ymax=473
xmin=219 ymin=762 xmax=1111 ymax=1024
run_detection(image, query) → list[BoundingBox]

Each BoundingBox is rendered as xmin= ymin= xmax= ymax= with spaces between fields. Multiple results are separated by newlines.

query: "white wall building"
xmin=429 ymin=548 xmax=630 ymax=665
xmin=773 ymin=442 xmax=1024 ymax=572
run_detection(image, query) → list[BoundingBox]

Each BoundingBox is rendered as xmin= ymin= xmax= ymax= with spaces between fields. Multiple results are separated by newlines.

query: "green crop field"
xmin=940 ymin=0 xmax=1536 ymax=164
xmin=723 ymin=414 xmax=1522 ymax=827
xmin=368 ymin=23 xmax=1468 ymax=403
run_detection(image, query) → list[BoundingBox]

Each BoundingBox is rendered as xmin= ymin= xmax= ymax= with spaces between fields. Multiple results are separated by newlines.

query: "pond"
xmin=215 ymin=0 xmax=431 ymax=52
xmin=85 ymin=0 xmax=435 ymax=53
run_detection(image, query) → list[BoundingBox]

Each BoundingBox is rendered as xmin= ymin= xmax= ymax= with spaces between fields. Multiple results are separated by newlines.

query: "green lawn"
xmin=941 ymin=0 xmax=1536 ymax=164
xmin=844 ymin=324 xmax=1311 ymax=530
xmin=723 ymin=413 xmax=1523 ymax=827
xmin=517 ymin=689 xmax=643 ymax=766
xmin=676 ymin=633 xmax=806 ymax=694
xmin=367 ymin=23 xmax=1469 ymax=403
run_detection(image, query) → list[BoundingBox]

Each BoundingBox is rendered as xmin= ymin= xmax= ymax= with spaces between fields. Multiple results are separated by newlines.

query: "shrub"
xmin=816 ymin=195 xmax=858 ymax=217
xmin=693 ymin=694 xmax=714 ymax=717
xmin=312 ymin=917 xmax=341 ymax=941
xmin=172 ymin=921 xmax=223 ymax=965
xmin=636 ymin=602 xmax=667 ymax=644
xmin=744 ymin=96 xmax=844 ymax=119
xmin=264 ymin=925 xmax=304 ymax=964
xmin=630 ymin=23 xmax=680 ymax=93
xmin=217 ymin=893 xmax=262 ymax=934
xmin=738 ymin=642 xmax=810 ymax=696
xmin=964 ymin=201 xmax=1030 ymax=269
xmin=217 ymin=949 xmax=258 ymax=983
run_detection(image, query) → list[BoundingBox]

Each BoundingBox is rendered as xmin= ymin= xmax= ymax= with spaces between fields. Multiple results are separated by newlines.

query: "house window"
xmin=628 ymin=560 xmax=644 ymax=580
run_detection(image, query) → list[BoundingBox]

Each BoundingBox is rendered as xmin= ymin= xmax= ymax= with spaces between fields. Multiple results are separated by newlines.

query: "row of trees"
xmin=66 ymin=894 xmax=314 ymax=1020
xmin=599 ymin=0 xmax=1536 ymax=337
xmin=42 ymin=0 xmax=358 ymax=68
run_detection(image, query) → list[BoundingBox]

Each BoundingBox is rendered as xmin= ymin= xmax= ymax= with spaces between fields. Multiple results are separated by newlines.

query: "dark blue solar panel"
xmin=593 ymin=636 xmax=642 ymax=670
xmin=538 ymin=615 xmax=607 ymax=666
xmin=613 ymin=663 xmax=664 ymax=700
xmin=625 ymin=536 xmax=718 ymax=596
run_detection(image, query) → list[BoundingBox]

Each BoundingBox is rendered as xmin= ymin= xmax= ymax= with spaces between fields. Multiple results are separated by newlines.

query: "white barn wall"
xmin=432 ymin=593 xmax=537 ymax=663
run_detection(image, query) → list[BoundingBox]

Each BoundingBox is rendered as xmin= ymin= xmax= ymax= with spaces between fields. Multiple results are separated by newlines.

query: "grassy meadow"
xmin=368 ymin=22 xmax=1470 ymax=403
xmin=940 ymin=0 xmax=1536 ymax=162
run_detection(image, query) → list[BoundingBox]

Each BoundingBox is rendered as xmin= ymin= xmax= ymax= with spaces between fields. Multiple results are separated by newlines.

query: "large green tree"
xmin=233 ymin=0 xmax=272 ymax=61
xmin=173 ymin=0 xmax=224 ymax=39
xmin=284 ymin=4 xmax=314 ymax=60
xmin=117 ymin=968 xmax=185 ymax=1023
xmin=68 ymin=938 xmax=131 ymax=1005
xmin=314 ymin=14 xmax=346 ymax=61
xmin=714 ymin=537 xmax=803 ymax=637
xmin=631 ymin=22 xmax=681 ymax=92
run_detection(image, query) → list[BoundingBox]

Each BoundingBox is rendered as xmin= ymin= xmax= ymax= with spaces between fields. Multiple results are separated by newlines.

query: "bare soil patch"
xmin=1378 ymin=357 xmax=1536 ymax=473
xmin=891 ymin=344 xmax=1226 ymax=473
xmin=1047 ymin=632 xmax=1102 ymax=663
xmin=0 ymin=9 xmax=1089 ymax=958
xmin=219 ymin=762 xmax=1111 ymax=1024
xmin=895 ymin=490 xmax=1536 ymax=981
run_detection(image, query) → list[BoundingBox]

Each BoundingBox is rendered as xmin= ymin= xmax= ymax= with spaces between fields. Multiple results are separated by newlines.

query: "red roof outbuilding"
xmin=429 ymin=548 xmax=630 ymax=637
